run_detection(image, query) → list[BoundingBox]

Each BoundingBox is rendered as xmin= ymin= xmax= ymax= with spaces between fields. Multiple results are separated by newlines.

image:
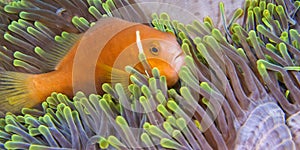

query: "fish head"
xmin=134 ymin=28 xmax=185 ymax=87
xmin=93 ymin=21 xmax=185 ymax=90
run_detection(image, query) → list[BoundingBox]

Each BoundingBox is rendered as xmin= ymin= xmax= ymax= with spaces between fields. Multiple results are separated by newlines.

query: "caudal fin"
xmin=0 ymin=71 xmax=37 ymax=114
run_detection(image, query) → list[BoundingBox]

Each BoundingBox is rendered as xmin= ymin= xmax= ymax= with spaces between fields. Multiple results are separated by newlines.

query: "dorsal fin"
xmin=0 ymin=0 xmax=146 ymax=73
xmin=3 ymin=19 xmax=82 ymax=73
xmin=34 ymin=31 xmax=82 ymax=70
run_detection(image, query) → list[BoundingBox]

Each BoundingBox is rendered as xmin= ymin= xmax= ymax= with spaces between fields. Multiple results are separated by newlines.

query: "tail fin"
xmin=0 ymin=71 xmax=37 ymax=114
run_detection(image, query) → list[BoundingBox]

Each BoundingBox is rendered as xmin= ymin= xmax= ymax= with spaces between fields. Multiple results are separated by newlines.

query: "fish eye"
xmin=150 ymin=47 xmax=159 ymax=55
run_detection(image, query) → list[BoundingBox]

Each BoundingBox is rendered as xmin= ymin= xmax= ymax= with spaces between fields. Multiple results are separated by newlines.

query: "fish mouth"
xmin=132 ymin=50 xmax=185 ymax=87
xmin=172 ymin=51 xmax=186 ymax=71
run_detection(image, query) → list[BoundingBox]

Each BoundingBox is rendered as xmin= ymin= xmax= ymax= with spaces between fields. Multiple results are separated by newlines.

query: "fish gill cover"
xmin=0 ymin=0 xmax=299 ymax=150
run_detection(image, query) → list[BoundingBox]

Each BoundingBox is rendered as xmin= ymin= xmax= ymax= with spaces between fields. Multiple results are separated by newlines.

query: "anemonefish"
xmin=0 ymin=17 xmax=185 ymax=113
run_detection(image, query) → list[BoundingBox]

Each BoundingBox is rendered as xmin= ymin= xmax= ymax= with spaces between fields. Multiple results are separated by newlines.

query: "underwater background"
xmin=0 ymin=0 xmax=299 ymax=149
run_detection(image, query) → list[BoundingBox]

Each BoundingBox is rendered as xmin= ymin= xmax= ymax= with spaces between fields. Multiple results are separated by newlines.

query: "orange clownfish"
xmin=0 ymin=17 xmax=185 ymax=113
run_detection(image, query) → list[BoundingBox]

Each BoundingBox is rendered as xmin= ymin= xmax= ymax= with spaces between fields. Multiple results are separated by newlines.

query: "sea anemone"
xmin=0 ymin=0 xmax=299 ymax=149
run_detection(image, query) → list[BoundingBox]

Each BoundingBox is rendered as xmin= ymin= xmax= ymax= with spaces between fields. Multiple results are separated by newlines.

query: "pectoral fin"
xmin=98 ymin=63 xmax=131 ymax=95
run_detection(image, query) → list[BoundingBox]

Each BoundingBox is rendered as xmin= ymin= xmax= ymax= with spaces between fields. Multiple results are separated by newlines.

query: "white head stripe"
xmin=136 ymin=30 xmax=144 ymax=54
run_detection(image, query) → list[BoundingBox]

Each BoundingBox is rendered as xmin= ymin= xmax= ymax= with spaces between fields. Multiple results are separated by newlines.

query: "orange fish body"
xmin=0 ymin=17 xmax=185 ymax=113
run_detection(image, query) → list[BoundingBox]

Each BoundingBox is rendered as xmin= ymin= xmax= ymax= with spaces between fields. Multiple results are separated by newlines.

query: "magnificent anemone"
xmin=0 ymin=0 xmax=299 ymax=149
